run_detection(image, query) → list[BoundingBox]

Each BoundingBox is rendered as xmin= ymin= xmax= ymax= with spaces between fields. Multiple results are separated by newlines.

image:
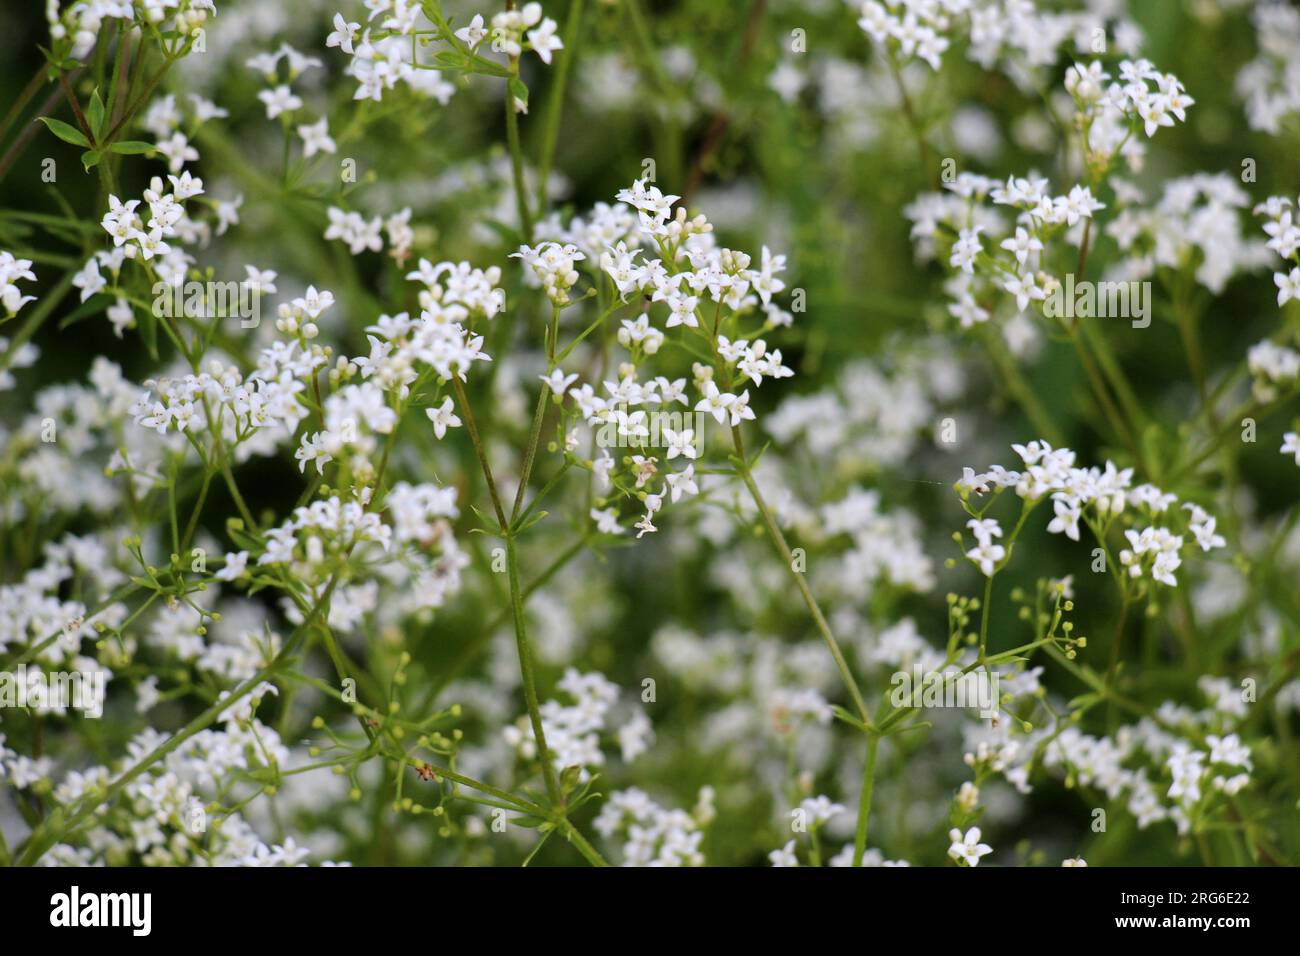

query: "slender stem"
xmin=535 ymin=0 xmax=585 ymax=214
xmin=1066 ymin=323 xmax=1146 ymax=473
xmin=1079 ymin=319 xmax=1149 ymax=444
xmin=1106 ymin=597 xmax=1130 ymax=688
xmin=1072 ymin=217 xmax=1093 ymax=304
xmin=0 ymin=65 xmax=47 ymax=147
xmin=58 ymin=71 xmax=93 ymax=142
xmin=562 ymin=818 xmax=610 ymax=867
xmin=178 ymin=468 xmax=213 ymax=550
xmin=512 ymin=387 xmax=550 ymax=521
xmin=453 ymin=377 xmax=561 ymax=807
xmin=0 ymin=67 xmax=87 ymax=184
xmin=978 ymin=573 xmax=994 ymax=659
xmin=452 ymin=377 xmax=509 ymax=530
xmin=422 ymin=535 xmax=588 ymax=702
xmin=503 ymin=72 xmax=533 ymax=241
xmin=851 ymin=734 xmax=880 ymax=866
xmin=979 ymin=328 xmax=1063 ymax=444
xmin=506 ymin=536 xmax=562 ymax=806
xmin=731 ymin=425 xmax=872 ymax=728
xmin=220 ymin=462 xmax=258 ymax=530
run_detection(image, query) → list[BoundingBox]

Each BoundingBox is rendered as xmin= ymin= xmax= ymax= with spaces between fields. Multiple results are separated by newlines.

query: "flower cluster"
xmin=47 ymin=0 xmax=216 ymax=62
xmin=0 ymin=251 xmax=36 ymax=318
xmin=1256 ymin=194 xmax=1300 ymax=307
xmin=969 ymin=677 xmax=1257 ymax=838
xmin=100 ymin=173 xmax=205 ymax=272
xmin=594 ymin=787 xmax=712 ymax=867
xmin=465 ymin=4 xmax=563 ymax=64
xmin=329 ymin=12 xmax=456 ymax=105
xmin=956 ymin=442 xmax=1225 ymax=587
xmin=1106 ymin=174 xmax=1269 ymax=294
xmin=503 ymin=669 xmax=652 ymax=778
xmin=22 ymin=718 xmax=347 ymax=866
xmin=130 ymin=359 xmax=306 ymax=453
xmin=1236 ymin=0 xmax=1300 ymax=133
xmin=517 ymin=179 xmax=799 ymax=540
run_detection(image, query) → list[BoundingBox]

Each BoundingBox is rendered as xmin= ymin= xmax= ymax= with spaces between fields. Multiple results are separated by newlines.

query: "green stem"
xmin=504 ymin=70 xmax=533 ymax=241
xmin=731 ymin=425 xmax=872 ymax=728
xmin=851 ymin=734 xmax=880 ymax=866
xmin=562 ymin=818 xmax=610 ymax=867
xmin=979 ymin=328 xmax=1063 ymax=444
xmin=452 ymin=377 xmax=509 ymax=530
xmin=512 ymin=387 xmax=550 ymax=521
xmin=506 ymin=536 xmax=562 ymax=806
xmin=535 ymin=0 xmax=585 ymax=214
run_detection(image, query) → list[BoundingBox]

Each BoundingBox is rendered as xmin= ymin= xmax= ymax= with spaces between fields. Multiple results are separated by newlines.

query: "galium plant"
xmin=0 ymin=0 xmax=1298 ymax=868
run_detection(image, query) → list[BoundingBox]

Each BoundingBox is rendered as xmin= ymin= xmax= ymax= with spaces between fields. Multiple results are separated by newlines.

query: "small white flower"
xmin=541 ymin=369 xmax=579 ymax=397
xmin=258 ymin=85 xmax=302 ymax=120
xmin=768 ymin=839 xmax=798 ymax=867
xmin=298 ymin=118 xmax=336 ymax=158
xmin=215 ymin=551 xmax=249 ymax=582
xmin=947 ymin=827 xmax=992 ymax=867
xmin=425 ymin=396 xmax=462 ymax=439
xmin=455 ymin=14 xmax=488 ymax=47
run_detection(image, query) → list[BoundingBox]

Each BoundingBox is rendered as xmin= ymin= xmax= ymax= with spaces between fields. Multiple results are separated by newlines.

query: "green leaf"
xmin=469 ymin=54 xmax=511 ymax=78
xmin=57 ymin=292 xmax=112 ymax=330
xmin=510 ymin=814 xmax=550 ymax=829
xmin=87 ymin=89 xmax=105 ymax=140
xmin=467 ymin=503 xmax=503 ymax=534
xmin=830 ymin=705 xmax=869 ymax=733
xmin=433 ymin=51 xmax=466 ymax=71
xmin=507 ymin=75 xmax=529 ymax=106
xmin=38 ymin=116 xmax=90 ymax=148
xmin=883 ymin=720 xmax=933 ymax=738
xmin=110 ymin=141 xmax=156 ymax=155
xmin=81 ymin=149 xmax=101 ymax=172
xmin=513 ymin=509 xmax=548 ymax=535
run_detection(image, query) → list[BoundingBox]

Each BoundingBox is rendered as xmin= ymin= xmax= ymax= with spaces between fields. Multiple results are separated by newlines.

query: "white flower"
xmin=1000 ymin=226 xmax=1043 ymax=267
xmin=298 ymin=118 xmax=336 ymax=158
xmin=327 ymin=14 xmax=360 ymax=55
xmin=215 ymin=551 xmax=249 ymax=582
xmin=527 ymin=18 xmax=564 ymax=65
xmin=798 ymin=795 xmax=846 ymax=827
xmin=949 ymin=226 xmax=983 ymax=274
xmin=665 ymin=465 xmax=698 ymax=503
xmin=455 ymin=14 xmax=488 ymax=47
xmin=947 ymin=827 xmax=992 ymax=867
xmin=541 ymin=369 xmax=579 ymax=397
xmin=966 ymin=540 xmax=1005 ymax=577
xmin=243 ymin=266 xmax=278 ymax=295
xmin=425 ymin=396 xmax=462 ymax=439
xmin=1275 ymin=268 xmax=1300 ymax=307
xmin=258 ymin=85 xmax=302 ymax=120
xmin=591 ymin=507 xmax=623 ymax=535
xmin=768 ymin=839 xmax=798 ymax=867
xmin=726 ymin=389 xmax=755 ymax=427
xmin=694 ymin=380 xmax=734 ymax=425
xmin=662 ymin=427 xmax=697 ymax=460
xmin=1282 ymin=432 xmax=1300 ymax=466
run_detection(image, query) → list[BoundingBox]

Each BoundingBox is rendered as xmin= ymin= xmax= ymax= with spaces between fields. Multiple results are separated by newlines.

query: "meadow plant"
xmin=0 ymin=0 xmax=1297 ymax=870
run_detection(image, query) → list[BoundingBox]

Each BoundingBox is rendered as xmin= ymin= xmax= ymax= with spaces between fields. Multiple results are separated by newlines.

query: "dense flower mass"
xmin=0 ymin=0 xmax=1298 ymax=879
